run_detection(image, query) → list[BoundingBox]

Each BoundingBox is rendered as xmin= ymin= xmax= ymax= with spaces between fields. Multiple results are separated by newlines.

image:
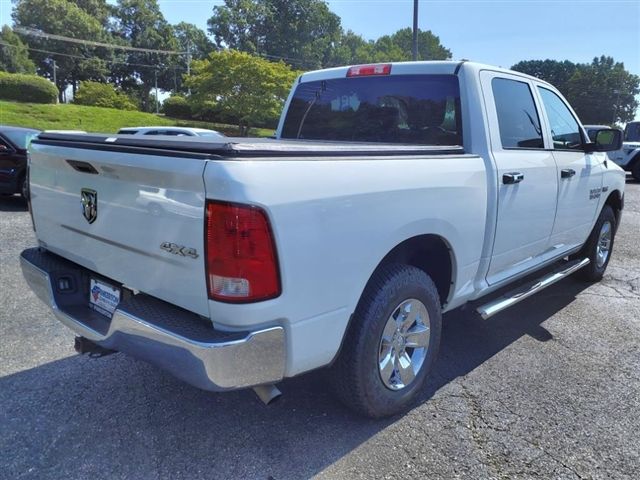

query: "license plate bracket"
xmin=89 ymin=278 xmax=121 ymax=318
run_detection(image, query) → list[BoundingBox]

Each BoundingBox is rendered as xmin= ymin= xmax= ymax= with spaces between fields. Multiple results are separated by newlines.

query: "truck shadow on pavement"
xmin=0 ymin=196 xmax=28 ymax=212
xmin=1 ymin=278 xmax=592 ymax=479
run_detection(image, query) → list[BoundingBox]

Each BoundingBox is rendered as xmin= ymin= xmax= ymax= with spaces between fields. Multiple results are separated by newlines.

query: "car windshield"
xmin=281 ymin=74 xmax=462 ymax=146
xmin=3 ymin=129 xmax=40 ymax=149
xmin=624 ymin=123 xmax=640 ymax=142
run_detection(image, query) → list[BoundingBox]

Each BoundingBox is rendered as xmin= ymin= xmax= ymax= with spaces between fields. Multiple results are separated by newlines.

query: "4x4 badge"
xmin=81 ymin=188 xmax=98 ymax=224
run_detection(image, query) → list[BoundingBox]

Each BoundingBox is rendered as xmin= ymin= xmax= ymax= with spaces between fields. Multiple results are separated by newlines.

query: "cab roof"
xmin=299 ymin=60 xmax=552 ymax=88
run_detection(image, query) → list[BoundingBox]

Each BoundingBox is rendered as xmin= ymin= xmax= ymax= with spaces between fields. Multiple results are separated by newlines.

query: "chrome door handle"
xmin=503 ymin=172 xmax=524 ymax=184
xmin=561 ymin=168 xmax=576 ymax=179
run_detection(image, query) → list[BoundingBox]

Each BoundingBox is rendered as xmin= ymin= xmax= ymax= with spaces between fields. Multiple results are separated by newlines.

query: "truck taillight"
xmin=346 ymin=63 xmax=392 ymax=77
xmin=205 ymin=200 xmax=281 ymax=303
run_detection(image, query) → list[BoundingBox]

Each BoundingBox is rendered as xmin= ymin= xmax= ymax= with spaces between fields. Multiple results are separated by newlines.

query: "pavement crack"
xmin=519 ymin=437 xmax=584 ymax=479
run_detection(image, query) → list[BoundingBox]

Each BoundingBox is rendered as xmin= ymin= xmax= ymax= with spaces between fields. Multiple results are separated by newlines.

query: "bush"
xmin=74 ymin=81 xmax=137 ymax=110
xmin=0 ymin=71 xmax=58 ymax=103
xmin=162 ymin=95 xmax=192 ymax=119
xmin=190 ymin=100 xmax=219 ymax=122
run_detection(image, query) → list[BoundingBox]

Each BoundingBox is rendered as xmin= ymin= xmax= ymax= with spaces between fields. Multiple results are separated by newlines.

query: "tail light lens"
xmin=205 ymin=200 xmax=281 ymax=303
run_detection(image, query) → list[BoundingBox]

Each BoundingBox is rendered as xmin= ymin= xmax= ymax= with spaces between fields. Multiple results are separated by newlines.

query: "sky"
xmin=150 ymin=0 xmax=640 ymax=74
xmin=1 ymin=0 xmax=639 ymax=117
xmin=1 ymin=0 xmax=638 ymax=74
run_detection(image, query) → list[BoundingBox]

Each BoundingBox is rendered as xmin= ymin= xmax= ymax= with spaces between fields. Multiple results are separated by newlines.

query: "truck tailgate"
xmin=28 ymin=141 xmax=210 ymax=317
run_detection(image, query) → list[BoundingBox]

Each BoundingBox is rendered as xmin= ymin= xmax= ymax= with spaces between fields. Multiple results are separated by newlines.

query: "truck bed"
xmin=34 ymin=132 xmax=465 ymax=158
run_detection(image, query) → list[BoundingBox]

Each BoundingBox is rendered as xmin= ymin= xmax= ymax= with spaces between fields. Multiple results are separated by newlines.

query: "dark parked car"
xmin=0 ymin=126 xmax=40 ymax=198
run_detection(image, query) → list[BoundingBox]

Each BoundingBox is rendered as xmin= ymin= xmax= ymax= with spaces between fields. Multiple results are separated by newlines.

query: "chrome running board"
xmin=477 ymin=258 xmax=590 ymax=320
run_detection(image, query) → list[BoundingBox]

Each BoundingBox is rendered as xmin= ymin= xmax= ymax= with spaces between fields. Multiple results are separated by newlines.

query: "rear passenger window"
xmin=537 ymin=87 xmax=583 ymax=150
xmin=492 ymin=78 xmax=544 ymax=149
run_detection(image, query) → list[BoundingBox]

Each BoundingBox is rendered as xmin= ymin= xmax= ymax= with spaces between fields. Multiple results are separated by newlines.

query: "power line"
xmin=13 ymin=26 xmax=314 ymax=68
xmin=14 ymin=27 xmax=187 ymax=55
xmin=0 ymin=41 xmax=188 ymax=70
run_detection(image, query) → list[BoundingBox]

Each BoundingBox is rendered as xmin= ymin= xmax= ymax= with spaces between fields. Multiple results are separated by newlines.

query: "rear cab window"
xmin=281 ymin=74 xmax=462 ymax=146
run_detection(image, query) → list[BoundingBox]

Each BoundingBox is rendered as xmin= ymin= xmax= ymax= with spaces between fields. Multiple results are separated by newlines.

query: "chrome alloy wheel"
xmin=596 ymin=220 xmax=612 ymax=268
xmin=378 ymin=298 xmax=431 ymax=391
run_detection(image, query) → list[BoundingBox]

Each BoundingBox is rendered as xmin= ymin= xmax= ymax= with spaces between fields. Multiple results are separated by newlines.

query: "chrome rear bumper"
xmin=20 ymin=247 xmax=285 ymax=391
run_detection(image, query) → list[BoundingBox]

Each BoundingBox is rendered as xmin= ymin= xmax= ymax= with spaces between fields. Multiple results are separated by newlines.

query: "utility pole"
xmin=173 ymin=66 xmax=177 ymax=92
xmin=612 ymin=89 xmax=621 ymax=125
xmin=52 ymin=59 xmax=58 ymax=103
xmin=412 ymin=0 xmax=419 ymax=61
xmin=154 ymin=69 xmax=159 ymax=114
xmin=186 ymin=40 xmax=192 ymax=96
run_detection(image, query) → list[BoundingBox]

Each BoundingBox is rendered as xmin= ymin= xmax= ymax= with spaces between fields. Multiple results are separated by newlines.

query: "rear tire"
xmin=19 ymin=176 xmax=28 ymax=200
xmin=149 ymin=203 xmax=163 ymax=216
xmin=576 ymin=205 xmax=616 ymax=282
xmin=330 ymin=263 xmax=442 ymax=418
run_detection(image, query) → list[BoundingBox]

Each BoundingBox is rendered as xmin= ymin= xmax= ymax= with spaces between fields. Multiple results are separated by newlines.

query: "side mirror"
xmin=0 ymin=144 xmax=11 ymax=155
xmin=584 ymin=128 xmax=622 ymax=153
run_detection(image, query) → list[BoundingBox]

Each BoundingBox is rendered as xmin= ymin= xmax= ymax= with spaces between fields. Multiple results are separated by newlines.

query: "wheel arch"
xmin=368 ymin=234 xmax=455 ymax=309
xmin=326 ymin=234 xmax=456 ymax=370
xmin=604 ymin=189 xmax=623 ymax=231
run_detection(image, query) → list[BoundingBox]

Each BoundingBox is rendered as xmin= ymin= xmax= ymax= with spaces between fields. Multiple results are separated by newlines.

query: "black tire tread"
xmin=330 ymin=263 xmax=441 ymax=418
xmin=576 ymin=205 xmax=616 ymax=282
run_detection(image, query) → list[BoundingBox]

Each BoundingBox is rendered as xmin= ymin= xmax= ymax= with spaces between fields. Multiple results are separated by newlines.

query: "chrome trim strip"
xmin=476 ymin=258 xmax=590 ymax=320
xmin=20 ymin=253 xmax=285 ymax=391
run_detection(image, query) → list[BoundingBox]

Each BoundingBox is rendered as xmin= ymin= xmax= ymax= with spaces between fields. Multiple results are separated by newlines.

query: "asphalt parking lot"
xmin=1 ymin=179 xmax=639 ymax=480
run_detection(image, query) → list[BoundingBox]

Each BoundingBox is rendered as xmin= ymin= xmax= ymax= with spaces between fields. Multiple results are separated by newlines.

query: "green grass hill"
xmin=0 ymin=100 xmax=272 ymax=137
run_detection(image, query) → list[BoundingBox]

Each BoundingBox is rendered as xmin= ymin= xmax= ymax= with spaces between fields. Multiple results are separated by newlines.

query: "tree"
xmin=173 ymin=22 xmax=214 ymax=92
xmin=325 ymin=30 xmax=369 ymax=66
xmin=566 ymin=56 xmax=639 ymax=124
xmin=12 ymin=0 xmax=112 ymax=100
xmin=73 ymin=0 xmax=113 ymax=26
xmin=512 ymin=57 xmax=639 ymax=125
xmin=208 ymin=1 xmax=452 ymax=68
xmin=374 ymin=28 xmax=452 ymax=62
xmin=511 ymin=59 xmax=578 ymax=95
xmin=74 ymin=80 xmax=137 ymax=110
xmin=112 ymin=0 xmax=179 ymax=110
xmin=0 ymin=25 xmax=36 ymax=74
xmin=174 ymin=22 xmax=214 ymax=61
xmin=186 ymin=50 xmax=299 ymax=134
xmin=207 ymin=0 xmax=342 ymax=69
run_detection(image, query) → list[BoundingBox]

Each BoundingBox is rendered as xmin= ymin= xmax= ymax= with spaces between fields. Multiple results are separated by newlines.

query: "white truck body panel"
xmin=29 ymin=144 xmax=210 ymax=316
xmin=203 ymin=154 xmax=487 ymax=374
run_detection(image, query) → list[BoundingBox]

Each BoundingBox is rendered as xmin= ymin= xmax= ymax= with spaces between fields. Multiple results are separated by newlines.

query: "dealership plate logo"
xmin=81 ymin=188 xmax=98 ymax=224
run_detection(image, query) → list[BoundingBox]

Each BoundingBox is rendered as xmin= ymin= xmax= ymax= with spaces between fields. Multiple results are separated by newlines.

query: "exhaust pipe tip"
xmin=252 ymin=384 xmax=282 ymax=405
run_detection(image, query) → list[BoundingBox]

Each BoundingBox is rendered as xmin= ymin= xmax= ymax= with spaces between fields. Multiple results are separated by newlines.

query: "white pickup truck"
xmin=612 ymin=120 xmax=640 ymax=180
xmin=21 ymin=61 xmax=624 ymax=417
